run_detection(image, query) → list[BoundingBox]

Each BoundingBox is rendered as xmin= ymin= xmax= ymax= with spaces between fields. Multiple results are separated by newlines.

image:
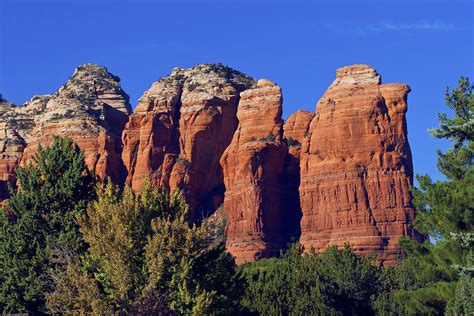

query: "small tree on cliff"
xmin=377 ymin=77 xmax=474 ymax=315
xmin=47 ymin=181 xmax=244 ymax=314
xmin=0 ymin=136 xmax=95 ymax=314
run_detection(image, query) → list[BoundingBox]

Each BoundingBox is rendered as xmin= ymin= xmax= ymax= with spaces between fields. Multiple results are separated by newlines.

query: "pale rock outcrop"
xmin=0 ymin=64 xmax=131 ymax=202
xmin=21 ymin=64 xmax=132 ymax=183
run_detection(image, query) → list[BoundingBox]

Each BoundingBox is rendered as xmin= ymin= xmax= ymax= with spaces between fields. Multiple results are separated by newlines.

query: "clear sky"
xmin=1 ymin=0 xmax=473 ymax=182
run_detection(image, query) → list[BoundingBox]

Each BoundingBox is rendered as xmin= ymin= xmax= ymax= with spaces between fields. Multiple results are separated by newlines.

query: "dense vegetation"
xmin=0 ymin=78 xmax=472 ymax=315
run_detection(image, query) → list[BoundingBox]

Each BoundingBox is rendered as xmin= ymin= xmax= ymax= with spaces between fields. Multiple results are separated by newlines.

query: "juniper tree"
xmin=47 ymin=181 xmax=243 ymax=315
xmin=0 ymin=136 xmax=95 ymax=314
xmin=241 ymin=244 xmax=382 ymax=316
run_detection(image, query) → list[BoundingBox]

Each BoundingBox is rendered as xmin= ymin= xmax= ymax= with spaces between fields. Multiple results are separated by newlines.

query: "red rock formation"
xmin=20 ymin=64 xmax=131 ymax=184
xmin=121 ymin=74 xmax=182 ymax=193
xmin=0 ymin=64 xmax=131 ymax=203
xmin=284 ymin=110 xmax=315 ymax=170
xmin=1 ymin=63 xmax=418 ymax=265
xmin=122 ymin=64 xmax=255 ymax=218
xmin=299 ymin=64 xmax=416 ymax=265
xmin=221 ymin=79 xmax=290 ymax=264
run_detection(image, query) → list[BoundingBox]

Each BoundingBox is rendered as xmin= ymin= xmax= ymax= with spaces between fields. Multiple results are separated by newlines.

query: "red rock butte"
xmin=0 ymin=63 xmax=418 ymax=265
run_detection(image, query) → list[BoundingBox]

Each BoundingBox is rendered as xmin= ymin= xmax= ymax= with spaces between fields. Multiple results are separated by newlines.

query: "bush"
xmin=240 ymin=244 xmax=382 ymax=315
xmin=258 ymin=132 xmax=276 ymax=143
xmin=285 ymin=137 xmax=301 ymax=148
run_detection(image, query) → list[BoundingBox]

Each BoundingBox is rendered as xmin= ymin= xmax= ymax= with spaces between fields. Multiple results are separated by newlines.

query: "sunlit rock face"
xmin=220 ymin=80 xmax=293 ymax=264
xmin=1 ymin=64 xmax=131 ymax=201
xmin=0 ymin=63 xmax=418 ymax=265
xmin=121 ymin=64 xmax=255 ymax=219
xmin=299 ymin=64 xmax=417 ymax=266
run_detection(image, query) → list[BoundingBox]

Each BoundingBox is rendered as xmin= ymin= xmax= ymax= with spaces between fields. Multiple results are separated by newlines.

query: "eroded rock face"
xmin=220 ymin=80 xmax=291 ymax=264
xmin=0 ymin=98 xmax=37 ymax=200
xmin=299 ymin=64 xmax=416 ymax=265
xmin=121 ymin=64 xmax=255 ymax=218
xmin=20 ymin=64 xmax=132 ymax=184
xmin=1 ymin=63 xmax=417 ymax=265
xmin=0 ymin=64 xmax=131 ymax=201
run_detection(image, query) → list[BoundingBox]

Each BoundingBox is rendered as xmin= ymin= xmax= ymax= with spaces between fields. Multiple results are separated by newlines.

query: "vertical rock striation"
xmin=299 ymin=64 xmax=416 ymax=265
xmin=121 ymin=64 xmax=255 ymax=218
xmin=1 ymin=63 xmax=418 ymax=265
xmin=220 ymin=79 xmax=290 ymax=264
xmin=0 ymin=98 xmax=36 ymax=200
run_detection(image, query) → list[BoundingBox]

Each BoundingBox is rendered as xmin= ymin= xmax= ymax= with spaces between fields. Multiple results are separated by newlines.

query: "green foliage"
xmin=446 ymin=274 xmax=474 ymax=315
xmin=0 ymin=136 xmax=95 ymax=314
xmin=259 ymin=132 xmax=276 ymax=143
xmin=241 ymin=244 xmax=382 ymax=315
xmin=415 ymin=77 xmax=473 ymax=237
xmin=380 ymin=77 xmax=474 ymax=314
xmin=175 ymin=157 xmax=191 ymax=168
xmin=285 ymin=137 xmax=301 ymax=148
xmin=47 ymin=181 xmax=243 ymax=314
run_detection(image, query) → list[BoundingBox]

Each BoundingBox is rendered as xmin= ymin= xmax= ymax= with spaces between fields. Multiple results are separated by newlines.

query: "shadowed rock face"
xmin=0 ymin=64 xmax=131 ymax=200
xmin=299 ymin=64 xmax=416 ymax=266
xmin=283 ymin=110 xmax=315 ymax=242
xmin=121 ymin=64 xmax=256 ymax=219
xmin=0 ymin=63 xmax=417 ymax=265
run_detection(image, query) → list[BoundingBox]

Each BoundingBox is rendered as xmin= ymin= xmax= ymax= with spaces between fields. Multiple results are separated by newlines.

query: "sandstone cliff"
xmin=121 ymin=64 xmax=255 ymax=219
xmin=0 ymin=64 xmax=131 ymax=200
xmin=0 ymin=63 xmax=417 ymax=265
xmin=220 ymin=79 xmax=293 ymax=264
xmin=299 ymin=64 xmax=416 ymax=265
xmin=0 ymin=97 xmax=36 ymax=200
xmin=283 ymin=110 xmax=315 ymax=241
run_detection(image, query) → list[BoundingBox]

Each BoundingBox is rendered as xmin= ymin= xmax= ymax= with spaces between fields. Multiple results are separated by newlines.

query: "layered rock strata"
xmin=0 ymin=64 xmax=131 ymax=200
xmin=299 ymin=64 xmax=416 ymax=265
xmin=20 ymin=64 xmax=132 ymax=183
xmin=220 ymin=79 xmax=291 ymax=264
xmin=0 ymin=63 xmax=417 ymax=265
xmin=0 ymin=98 xmax=37 ymax=200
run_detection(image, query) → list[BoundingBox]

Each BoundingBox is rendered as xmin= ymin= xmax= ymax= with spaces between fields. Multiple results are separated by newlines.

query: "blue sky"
xmin=1 ymin=0 xmax=473 ymax=182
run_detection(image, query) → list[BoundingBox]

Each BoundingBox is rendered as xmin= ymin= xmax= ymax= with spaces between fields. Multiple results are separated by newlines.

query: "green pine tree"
xmin=0 ymin=136 xmax=95 ymax=314
xmin=379 ymin=77 xmax=474 ymax=315
xmin=241 ymin=244 xmax=382 ymax=315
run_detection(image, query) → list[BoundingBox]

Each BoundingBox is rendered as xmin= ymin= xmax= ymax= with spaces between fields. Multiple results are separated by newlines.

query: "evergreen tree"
xmin=379 ymin=77 xmax=474 ymax=315
xmin=241 ymin=244 xmax=382 ymax=315
xmin=0 ymin=136 xmax=95 ymax=313
xmin=47 ymin=181 xmax=244 ymax=315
